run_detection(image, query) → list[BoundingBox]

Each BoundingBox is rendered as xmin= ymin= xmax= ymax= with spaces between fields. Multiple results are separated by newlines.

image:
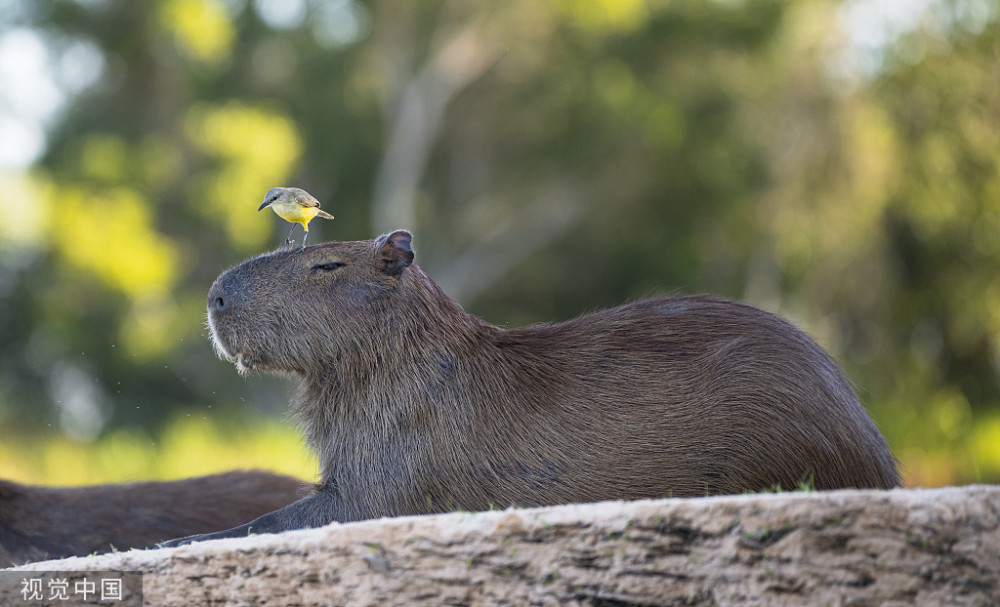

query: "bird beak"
xmin=258 ymin=201 xmax=272 ymax=211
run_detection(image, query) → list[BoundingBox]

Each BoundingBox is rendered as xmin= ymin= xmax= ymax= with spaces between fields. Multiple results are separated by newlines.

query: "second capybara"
xmin=1 ymin=470 xmax=307 ymax=565
xmin=165 ymin=230 xmax=898 ymax=545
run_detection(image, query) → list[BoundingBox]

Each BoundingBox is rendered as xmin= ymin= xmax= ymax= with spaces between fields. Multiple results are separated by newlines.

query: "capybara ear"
xmin=376 ymin=230 xmax=414 ymax=277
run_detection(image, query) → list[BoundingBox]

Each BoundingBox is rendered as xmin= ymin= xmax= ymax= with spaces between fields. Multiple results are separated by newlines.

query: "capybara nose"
xmin=208 ymin=281 xmax=234 ymax=313
xmin=212 ymin=295 xmax=229 ymax=312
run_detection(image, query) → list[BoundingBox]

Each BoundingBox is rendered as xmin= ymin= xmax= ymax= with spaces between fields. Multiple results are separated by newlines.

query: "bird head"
xmin=259 ymin=187 xmax=288 ymax=211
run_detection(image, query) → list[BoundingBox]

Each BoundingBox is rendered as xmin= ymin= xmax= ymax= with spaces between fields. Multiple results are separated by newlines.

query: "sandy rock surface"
xmin=6 ymin=485 xmax=999 ymax=606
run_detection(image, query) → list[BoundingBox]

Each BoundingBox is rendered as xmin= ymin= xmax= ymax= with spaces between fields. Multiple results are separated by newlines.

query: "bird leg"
xmin=284 ymin=224 xmax=297 ymax=248
xmin=300 ymin=230 xmax=309 ymax=250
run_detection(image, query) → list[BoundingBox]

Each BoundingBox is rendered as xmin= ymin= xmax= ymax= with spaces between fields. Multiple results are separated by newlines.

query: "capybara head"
xmin=208 ymin=231 xmax=417 ymax=376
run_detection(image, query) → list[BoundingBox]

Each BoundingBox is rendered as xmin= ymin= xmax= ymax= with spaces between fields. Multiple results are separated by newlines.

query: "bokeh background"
xmin=0 ymin=0 xmax=997 ymax=488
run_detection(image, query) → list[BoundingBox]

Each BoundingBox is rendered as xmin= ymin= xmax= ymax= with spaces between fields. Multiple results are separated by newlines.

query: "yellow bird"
xmin=258 ymin=186 xmax=334 ymax=248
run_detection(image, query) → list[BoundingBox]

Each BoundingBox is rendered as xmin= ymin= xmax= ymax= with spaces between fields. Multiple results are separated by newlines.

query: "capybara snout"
xmin=207 ymin=233 xmax=414 ymax=375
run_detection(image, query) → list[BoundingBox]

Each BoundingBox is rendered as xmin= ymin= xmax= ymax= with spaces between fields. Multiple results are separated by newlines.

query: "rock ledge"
xmin=7 ymin=485 xmax=1000 ymax=606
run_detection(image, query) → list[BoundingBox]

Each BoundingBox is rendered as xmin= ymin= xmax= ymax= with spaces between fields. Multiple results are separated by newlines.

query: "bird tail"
xmin=316 ymin=210 xmax=334 ymax=220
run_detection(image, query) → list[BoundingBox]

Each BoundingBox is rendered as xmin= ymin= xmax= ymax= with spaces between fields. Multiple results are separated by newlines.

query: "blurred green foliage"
xmin=0 ymin=411 xmax=315 ymax=485
xmin=0 ymin=0 xmax=998 ymax=488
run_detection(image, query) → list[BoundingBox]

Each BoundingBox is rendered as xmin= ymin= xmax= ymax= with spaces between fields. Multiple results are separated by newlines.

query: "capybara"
xmin=164 ymin=230 xmax=898 ymax=545
xmin=0 ymin=470 xmax=307 ymax=565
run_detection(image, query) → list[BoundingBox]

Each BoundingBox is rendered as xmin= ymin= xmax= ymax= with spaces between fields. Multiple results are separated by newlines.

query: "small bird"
xmin=258 ymin=187 xmax=334 ymax=248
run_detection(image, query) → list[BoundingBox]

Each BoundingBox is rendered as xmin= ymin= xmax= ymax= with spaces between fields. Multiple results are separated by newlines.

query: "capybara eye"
xmin=312 ymin=262 xmax=346 ymax=272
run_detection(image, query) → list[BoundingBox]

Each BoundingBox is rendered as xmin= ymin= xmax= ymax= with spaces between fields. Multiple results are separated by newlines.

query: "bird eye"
xmin=311 ymin=262 xmax=346 ymax=272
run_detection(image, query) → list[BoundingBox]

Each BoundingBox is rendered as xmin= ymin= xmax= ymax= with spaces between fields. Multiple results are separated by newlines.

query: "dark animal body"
xmin=0 ymin=470 xmax=306 ymax=565
xmin=171 ymin=231 xmax=899 ymax=544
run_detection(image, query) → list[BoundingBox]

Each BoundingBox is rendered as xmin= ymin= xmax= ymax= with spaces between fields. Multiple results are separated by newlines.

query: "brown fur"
xmin=167 ymin=231 xmax=899 ymax=544
xmin=0 ymin=471 xmax=307 ymax=565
